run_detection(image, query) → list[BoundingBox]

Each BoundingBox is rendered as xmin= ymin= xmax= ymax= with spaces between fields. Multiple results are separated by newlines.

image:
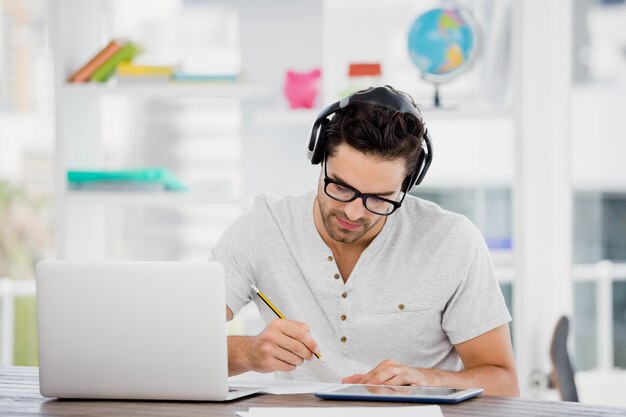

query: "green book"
xmin=89 ymin=42 xmax=141 ymax=83
xmin=67 ymin=168 xmax=187 ymax=191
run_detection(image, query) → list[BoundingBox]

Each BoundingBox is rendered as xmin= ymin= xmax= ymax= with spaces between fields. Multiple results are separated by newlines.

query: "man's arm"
xmin=342 ymin=324 xmax=520 ymax=397
xmin=225 ymin=306 xmax=321 ymax=376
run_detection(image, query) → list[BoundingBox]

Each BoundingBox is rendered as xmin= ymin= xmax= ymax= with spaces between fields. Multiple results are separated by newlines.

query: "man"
xmin=211 ymin=86 xmax=519 ymax=396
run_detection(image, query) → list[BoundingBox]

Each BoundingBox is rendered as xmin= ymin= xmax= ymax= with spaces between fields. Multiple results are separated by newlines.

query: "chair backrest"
xmin=549 ymin=315 xmax=579 ymax=402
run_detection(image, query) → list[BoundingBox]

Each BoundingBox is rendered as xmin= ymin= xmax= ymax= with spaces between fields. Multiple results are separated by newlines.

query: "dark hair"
xmin=324 ymin=86 xmax=425 ymax=177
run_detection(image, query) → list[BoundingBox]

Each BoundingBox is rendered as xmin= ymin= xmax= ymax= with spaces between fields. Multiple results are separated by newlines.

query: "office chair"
xmin=549 ymin=315 xmax=579 ymax=402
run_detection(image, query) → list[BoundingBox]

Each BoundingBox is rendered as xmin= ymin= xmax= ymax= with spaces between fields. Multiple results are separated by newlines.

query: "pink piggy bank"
xmin=283 ymin=68 xmax=321 ymax=109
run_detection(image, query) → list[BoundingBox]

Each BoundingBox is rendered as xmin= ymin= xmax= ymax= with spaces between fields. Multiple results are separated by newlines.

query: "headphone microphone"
xmin=306 ymin=86 xmax=433 ymax=191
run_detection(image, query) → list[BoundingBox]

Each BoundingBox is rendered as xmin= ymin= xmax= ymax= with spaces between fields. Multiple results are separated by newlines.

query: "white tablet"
xmin=315 ymin=384 xmax=484 ymax=404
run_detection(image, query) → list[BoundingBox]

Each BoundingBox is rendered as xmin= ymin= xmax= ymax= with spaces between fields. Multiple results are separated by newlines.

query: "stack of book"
xmin=68 ymin=38 xmax=142 ymax=83
xmin=68 ymin=38 xmax=239 ymax=84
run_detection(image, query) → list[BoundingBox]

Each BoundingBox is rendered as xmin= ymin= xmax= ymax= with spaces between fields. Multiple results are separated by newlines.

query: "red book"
xmin=348 ymin=63 xmax=382 ymax=77
xmin=68 ymin=39 xmax=126 ymax=83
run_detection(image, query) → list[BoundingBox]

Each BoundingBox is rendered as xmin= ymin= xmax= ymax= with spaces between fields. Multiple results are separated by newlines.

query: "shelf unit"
xmin=51 ymin=0 xmax=324 ymax=260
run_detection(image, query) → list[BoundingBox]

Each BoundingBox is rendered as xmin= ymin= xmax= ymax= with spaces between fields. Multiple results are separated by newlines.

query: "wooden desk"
xmin=2 ymin=367 xmax=626 ymax=417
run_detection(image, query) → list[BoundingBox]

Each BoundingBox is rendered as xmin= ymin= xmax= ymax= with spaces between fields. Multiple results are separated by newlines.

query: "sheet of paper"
xmin=229 ymin=376 xmax=336 ymax=395
xmin=235 ymin=406 xmax=443 ymax=417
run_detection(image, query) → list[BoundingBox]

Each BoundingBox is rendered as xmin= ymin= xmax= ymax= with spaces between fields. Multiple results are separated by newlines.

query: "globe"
xmin=407 ymin=7 xmax=480 ymax=84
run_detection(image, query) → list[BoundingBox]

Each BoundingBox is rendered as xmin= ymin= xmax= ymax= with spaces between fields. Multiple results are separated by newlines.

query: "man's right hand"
xmin=248 ymin=318 xmax=320 ymax=372
xmin=228 ymin=318 xmax=320 ymax=375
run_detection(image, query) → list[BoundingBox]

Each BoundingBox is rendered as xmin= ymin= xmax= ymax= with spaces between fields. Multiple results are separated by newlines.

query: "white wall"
xmin=572 ymin=83 xmax=626 ymax=192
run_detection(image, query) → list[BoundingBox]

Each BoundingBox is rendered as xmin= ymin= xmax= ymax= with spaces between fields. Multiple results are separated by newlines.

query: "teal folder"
xmin=67 ymin=168 xmax=188 ymax=191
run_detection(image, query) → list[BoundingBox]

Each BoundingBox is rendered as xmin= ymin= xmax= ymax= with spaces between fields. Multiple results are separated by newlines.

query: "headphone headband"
xmin=306 ymin=86 xmax=432 ymax=190
xmin=346 ymin=87 xmax=420 ymax=114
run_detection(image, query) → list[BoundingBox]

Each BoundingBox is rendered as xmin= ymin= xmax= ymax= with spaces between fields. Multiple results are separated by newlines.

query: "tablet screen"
xmin=334 ymin=385 xmax=465 ymax=397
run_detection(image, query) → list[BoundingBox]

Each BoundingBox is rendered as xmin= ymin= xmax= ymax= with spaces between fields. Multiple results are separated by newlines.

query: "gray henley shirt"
xmin=209 ymin=190 xmax=511 ymax=382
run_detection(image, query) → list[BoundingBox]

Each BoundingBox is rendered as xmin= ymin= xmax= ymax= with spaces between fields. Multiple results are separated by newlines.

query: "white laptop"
xmin=35 ymin=260 xmax=264 ymax=401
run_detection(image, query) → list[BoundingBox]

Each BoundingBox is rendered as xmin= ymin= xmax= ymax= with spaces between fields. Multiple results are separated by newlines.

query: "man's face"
xmin=317 ymin=143 xmax=407 ymax=244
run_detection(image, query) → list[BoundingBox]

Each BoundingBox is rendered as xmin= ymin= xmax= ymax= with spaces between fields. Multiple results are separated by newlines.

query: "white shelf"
xmin=61 ymin=82 xmax=273 ymax=99
xmin=65 ymin=191 xmax=242 ymax=208
xmin=422 ymin=107 xmax=512 ymax=120
xmin=252 ymin=107 xmax=511 ymax=127
xmin=253 ymin=109 xmax=319 ymax=127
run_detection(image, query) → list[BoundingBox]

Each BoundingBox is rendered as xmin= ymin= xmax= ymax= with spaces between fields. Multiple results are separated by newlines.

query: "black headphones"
xmin=306 ymin=86 xmax=433 ymax=191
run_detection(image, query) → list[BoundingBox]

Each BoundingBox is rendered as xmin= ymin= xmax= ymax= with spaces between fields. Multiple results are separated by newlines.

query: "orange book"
xmin=68 ymin=39 xmax=125 ymax=83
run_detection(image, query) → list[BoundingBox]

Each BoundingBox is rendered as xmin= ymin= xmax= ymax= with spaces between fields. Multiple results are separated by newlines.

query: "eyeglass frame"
xmin=322 ymin=156 xmax=408 ymax=216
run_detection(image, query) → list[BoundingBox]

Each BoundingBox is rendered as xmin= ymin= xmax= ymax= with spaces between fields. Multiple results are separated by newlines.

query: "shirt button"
xmin=340 ymin=314 xmax=347 ymax=321
xmin=341 ymin=336 xmax=347 ymax=343
xmin=341 ymin=292 xmax=348 ymax=298
xmin=334 ymin=273 xmax=341 ymax=279
xmin=399 ymin=304 xmax=405 ymax=311
xmin=327 ymin=255 xmax=334 ymax=262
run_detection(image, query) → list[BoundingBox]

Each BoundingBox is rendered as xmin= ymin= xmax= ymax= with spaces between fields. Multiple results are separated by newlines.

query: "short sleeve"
xmin=441 ymin=222 xmax=512 ymax=345
xmin=208 ymin=209 xmax=259 ymax=317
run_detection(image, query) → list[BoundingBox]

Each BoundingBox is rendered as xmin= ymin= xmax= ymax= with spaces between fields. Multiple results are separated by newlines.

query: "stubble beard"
xmin=317 ymin=197 xmax=374 ymax=244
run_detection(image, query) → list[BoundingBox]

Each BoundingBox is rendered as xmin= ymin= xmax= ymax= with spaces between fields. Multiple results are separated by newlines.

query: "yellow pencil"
xmin=251 ymin=284 xmax=325 ymax=362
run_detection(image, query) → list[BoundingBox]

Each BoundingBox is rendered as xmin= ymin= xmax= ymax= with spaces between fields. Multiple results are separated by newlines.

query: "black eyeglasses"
xmin=323 ymin=160 xmax=406 ymax=216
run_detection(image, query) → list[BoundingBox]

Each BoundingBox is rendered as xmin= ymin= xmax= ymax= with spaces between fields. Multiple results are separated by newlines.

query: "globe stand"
xmin=433 ymin=84 xmax=440 ymax=108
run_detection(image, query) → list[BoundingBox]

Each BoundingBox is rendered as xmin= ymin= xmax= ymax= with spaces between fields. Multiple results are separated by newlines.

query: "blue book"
xmin=172 ymin=72 xmax=238 ymax=83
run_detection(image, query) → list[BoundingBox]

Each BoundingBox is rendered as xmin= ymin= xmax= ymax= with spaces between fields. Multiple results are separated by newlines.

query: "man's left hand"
xmin=342 ymin=359 xmax=436 ymax=386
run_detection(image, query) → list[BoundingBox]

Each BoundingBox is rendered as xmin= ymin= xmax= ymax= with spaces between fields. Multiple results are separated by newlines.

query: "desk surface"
xmin=2 ymin=367 xmax=626 ymax=417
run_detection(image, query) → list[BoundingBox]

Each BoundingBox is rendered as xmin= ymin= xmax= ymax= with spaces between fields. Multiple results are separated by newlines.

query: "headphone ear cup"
xmin=404 ymin=135 xmax=430 ymax=192
xmin=402 ymin=160 xmax=420 ymax=193
xmin=310 ymin=118 xmax=329 ymax=165
xmin=413 ymin=129 xmax=432 ymax=186
xmin=401 ymin=175 xmax=413 ymax=193
xmin=406 ymin=152 xmax=425 ymax=191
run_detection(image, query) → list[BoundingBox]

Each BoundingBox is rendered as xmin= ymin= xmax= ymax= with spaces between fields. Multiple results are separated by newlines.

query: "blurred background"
xmin=1 ymin=0 xmax=626 ymax=406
